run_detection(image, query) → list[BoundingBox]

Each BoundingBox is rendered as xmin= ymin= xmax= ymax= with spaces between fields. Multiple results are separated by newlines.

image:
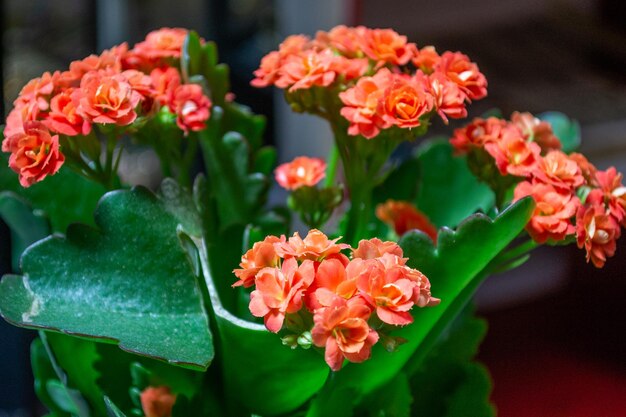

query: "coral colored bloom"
xmin=276 ymin=49 xmax=337 ymax=92
xmin=133 ymin=28 xmax=189 ymax=60
xmin=65 ymin=44 xmax=127 ymax=84
xmin=3 ymin=106 xmax=34 ymax=138
xmin=308 ymin=258 xmax=357 ymax=310
xmin=576 ymin=193 xmax=621 ymax=268
xmin=150 ymin=67 xmax=182 ymax=105
xmin=437 ymin=51 xmax=487 ymax=100
xmin=376 ymin=253 xmax=439 ymax=307
xmin=569 ymin=152 xmax=597 ymax=186
xmin=411 ymin=45 xmax=440 ymax=73
xmin=331 ymin=56 xmax=369 ymax=81
xmin=274 ymin=156 xmax=326 ymax=190
xmin=484 ymin=129 xmax=541 ymax=177
xmin=427 ymin=72 xmax=467 ymax=123
xmin=233 ymin=235 xmax=284 ymax=288
xmin=74 ymin=72 xmax=141 ymax=126
xmin=595 ymin=167 xmax=626 ymax=223
xmin=171 ymin=84 xmax=212 ymax=133
xmin=352 ymin=238 xmax=403 ymax=260
xmin=311 ymin=296 xmax=378 ymax=371
xmin=276 ymin=229 xmax=349 ymax=261
xmin=361 ymin=28 xmax=413 ymax=66
xmin=511 ymin=111 xmax=561 ymax=152
xmin=449 ymin=117 xmax=509 ymax=154
xmin=376 ymin=200 xmax=438 ymax=241
xmin=249 ymin=258 xmax=315 ymax=332
xmin=45 ymin=88 xmax=92 ymax=136
xmin=316 ymin=25 xmax=366 ymax=58
xmin=339 ymin=68 xmax=394 ymax=139
xmin=514 ymin=181 xmax=579 ymax=243
xmin=381 ymin=75 xmax=433 ymax=129
xmin=140 ymin=386 xmax=176 ymax=417
xmin=14 ymin=72 xmax=56 ymax=114
xmin=352 ymin=258 xmax=416 ymax=326
xmin=533 ymin=150 xmax=584 ymax=192
xmin=2 ymin=121 xmax=64 ymax=187
xmin=251 ymin=51 xmax=282 ymax=88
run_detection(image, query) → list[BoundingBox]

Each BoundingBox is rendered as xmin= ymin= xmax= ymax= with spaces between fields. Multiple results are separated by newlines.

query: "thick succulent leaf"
xmin=410 ymin=309 xmax=492 ymax=416
xmin=0 ymin=192 xmax=50 ymax=271
xmin=326 ymin=198 xmax=534 ymax=402
xmin=415 ymin=140 xmax=494 ymax=228
xmin=0 ymin=152 xmax=106 ymax=232
xmin=197 ymin=240 xmax=329 ymax=416
xmin=0 ymin=187 xmax=213 ymax=369
xmin=31 ymin=338 xmax=72 ymax=417
xmin=538 ymin=111 xmax=580 ymax=153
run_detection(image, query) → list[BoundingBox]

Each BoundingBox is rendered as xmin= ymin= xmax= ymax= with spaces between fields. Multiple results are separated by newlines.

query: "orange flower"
xmin=514 ymin=181 xmax=579 ymax=243
xmin=595 ymin=167 xmax=626 ymax=224
xmin=171 ymin=84 xmax=212 ymax=133
xmin=352 ymin=257 xmax=416 ymax=325
xmin=352 ymin=238 xmax=403 ymax=260
xmin=437 ymin=51 xmax=487 ymax=100
xmin=249 ymin=258 xmax=315 ymax=332
xmin=449 ymin=117 xmax=509 ymax=154
xmin=569 ymin=152 xmax=597 ymax=186
xmin=533 ymin=150 xmax=584 ymax=192
xmin=133 ymin=27 xmax=189 ymax=60
xmin=2 ymin=121 xmax=64 ymax=187
xmin=311 ymin=296 xmax=378 ymax=371
xmin=65 ymin=43 xmax=127 ymax=84
xmin=411 ymin=45 xmax=440 ymax=73
xmin=426 ymin=72 xmax=467 ymax=124
xmin=3 ymin=106 xmax=36 ymax=138
xmin=13 ymin=72 xmax=57 ymax=121
xmin=381 ymin=75 xmax=433 ymax=129
xmin=331 ymin=56 xmax=369 ymax=81
xmin=376 ymin=200 xmax=438 ymax=241
xmin=74 ymin=71 xmax=141 ymax=126
xmin=339 ymin=68 xmax=394 ymax=139
xmin=150 ymin=67 xmax=181 ymax=106
xmin=275 ymin=49 xmax=337 ymax=92
xmin=377 ymin=253 xmax=439 ymax=307
xmin=484 ymin=129 xmax=541 ymax=177
xmin=233 ymin=235 xmax=284 ymax=288
xmin=45 ymin=88 xmax=92 ymax=136
xmin=316 ymin=25 xmax=366 ymax=58
xmin=274 ymin=156 xmax=326 ymax=190
xmin=361 ymin=28 xmax=414 ymax=66
xmin=576 ymin=191 xmax=621 ymax=268
xmin=275 ymin=229 xmax=349 ymax=261
xmin=511 ymin=111 xmax=561 ymax=152
xmin=140 ymin=386 xmax=176 ymax=417
xmin=251 ymin=51 xmax=282 ymax=88
xmin=308 ymin=258 xmax=357 ymax=309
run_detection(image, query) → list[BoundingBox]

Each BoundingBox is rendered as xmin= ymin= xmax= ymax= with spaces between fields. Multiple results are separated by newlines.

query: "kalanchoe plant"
xmin=0 ymin=25 xmax=623 ymax=417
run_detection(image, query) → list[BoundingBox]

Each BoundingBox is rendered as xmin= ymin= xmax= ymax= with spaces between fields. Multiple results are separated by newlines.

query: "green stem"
xmin=324 ymin=144 xmax=339 ymax=188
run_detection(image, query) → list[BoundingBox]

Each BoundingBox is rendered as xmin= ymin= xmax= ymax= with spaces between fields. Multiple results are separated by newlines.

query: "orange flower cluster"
xmin=451 ymin=112 xmax=626 ymax=267
xmin=376 ymin=200 xmax=438 ymax=242
xmin=233 ymin=230 xmax=439 ymax=371
xmin=274 ymin=156 xmax=326 ymax=190
xmin=2 ymin=28 xmax=212 ymax=187
xmin=251 ymin=26 xmax=487 ymax=139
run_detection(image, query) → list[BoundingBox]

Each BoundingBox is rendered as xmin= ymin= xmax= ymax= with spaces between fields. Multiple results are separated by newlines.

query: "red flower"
xmin=595 ymin=167 xmax=626 ymax=224
xmin=449 ymin=117 xmax=508 ymax=154
xmin=171 ymin=84 xmax=212 ymax=133
xmin=74 ymin=71 xmax=141 ymax=126
xmin=45 ymin=88 xmax=92 ymax=136
xmin=140 ymin=386 xmax=176 ymax=417
xmin=274 ymin=156 xmax=326 ymax=190
xmin=375 ymin=200 xmax=438 ymax=242
xmin=249 ymin=258 xmax=315 ymax=332
xmin=514 ymin=181 xmax=579 ymax=243
xmin=576 ymin=194 xmax=621 ymax=268
xmin=2 ymin=121 xmax=64 ymax=187
xmin=437 ymin=51 xmax=487 ymax=100
xmin=311 ymin=296 xmax=378 ymax=371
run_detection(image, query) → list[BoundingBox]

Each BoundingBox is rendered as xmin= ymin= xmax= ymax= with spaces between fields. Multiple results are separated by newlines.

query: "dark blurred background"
xmin=1 ymin=1 xmax=626 ymax=416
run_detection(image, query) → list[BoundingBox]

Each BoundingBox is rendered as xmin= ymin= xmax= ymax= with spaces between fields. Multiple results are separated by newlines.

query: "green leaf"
xmin=182 ymin=32 xmax=202 ymax=82
xmin=415 ymin=140 xmax=494 ymax=228
xmin=444 ymin=362 xmax=495 ymax=417
xmin=31 ymin=338 xmax=72 ymax=417
xmin=357 ymin=372 xmax=412 ymax=417
xmin=323 ymin=198 xmax=533 ymax=403
xmin=0 ymin=192 xmax=50 ymax=271
xmin=198 ymin=241 xmax=330 ymax=416
xmin=538 ymin=111 xmax=581 ymax=153
xmin=0 ymin=186 xmax=213 ymax=369
xmin=0 ymin=152 xmax=107 ymax=232
xmin=373 ymin=156 xmax=421 ymax=205
xmin=46 ymin=380 xmax=91 ymax=417
xmin=104 ymin=397 xmax=128 ymax=417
